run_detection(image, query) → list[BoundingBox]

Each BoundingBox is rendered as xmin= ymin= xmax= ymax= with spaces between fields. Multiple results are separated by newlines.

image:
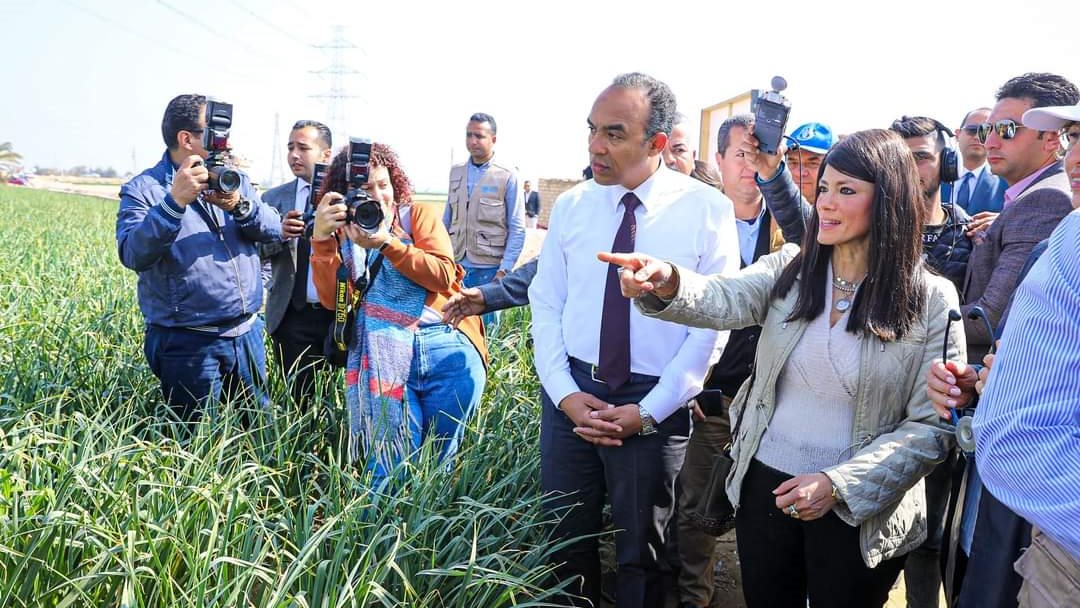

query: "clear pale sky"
xmin=3 ymin=0 xmax=1077 ymax=192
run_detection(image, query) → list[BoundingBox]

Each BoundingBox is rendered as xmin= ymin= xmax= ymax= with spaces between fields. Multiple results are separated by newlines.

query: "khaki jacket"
xmin=639 ymin=244 xmax=964 ymax=566
xmin=446 ymin=160 xmax=514 ymax=267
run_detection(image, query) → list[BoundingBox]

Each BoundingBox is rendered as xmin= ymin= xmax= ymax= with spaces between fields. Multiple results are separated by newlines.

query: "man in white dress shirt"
xmin=529 ymin=72 xmax=739 ymax=608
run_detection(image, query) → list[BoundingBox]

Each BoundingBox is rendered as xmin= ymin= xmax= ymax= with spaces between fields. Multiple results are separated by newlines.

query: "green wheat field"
xmin=0 ymin=185 xmax=568 ymax=607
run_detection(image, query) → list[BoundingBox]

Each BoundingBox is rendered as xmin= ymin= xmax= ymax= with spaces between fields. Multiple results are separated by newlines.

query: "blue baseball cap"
xmin=787 ymin=122 xmax=835 ymax=155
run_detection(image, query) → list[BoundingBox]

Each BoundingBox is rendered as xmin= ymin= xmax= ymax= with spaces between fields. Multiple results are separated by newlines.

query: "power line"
xmin=154 ymin=0 xmax=292 ymax=66
xmin=226 ymin=0 xmax=314 ymax=49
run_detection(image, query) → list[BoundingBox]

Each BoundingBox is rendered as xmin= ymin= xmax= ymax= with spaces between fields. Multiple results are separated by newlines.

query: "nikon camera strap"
xmin=331 ymin=250 xmax=385 ymax=353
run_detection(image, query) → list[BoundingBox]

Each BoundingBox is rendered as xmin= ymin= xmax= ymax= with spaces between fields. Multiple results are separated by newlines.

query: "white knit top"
xmin=755 ymin=275 xmax=863 ymax=476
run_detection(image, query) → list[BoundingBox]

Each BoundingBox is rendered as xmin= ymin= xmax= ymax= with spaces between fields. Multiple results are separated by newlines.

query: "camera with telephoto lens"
xmin=752 ymin=76 xmax=792 ymax=156
xmin=200 ymin=98 xmax=242 ymax=193
xmin=344 ymin=137 xmax=384 ymax=234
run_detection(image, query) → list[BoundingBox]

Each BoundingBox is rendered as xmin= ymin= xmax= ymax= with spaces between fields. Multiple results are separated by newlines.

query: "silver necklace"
xmin=831 ymin=274 xmax=863 ymax=312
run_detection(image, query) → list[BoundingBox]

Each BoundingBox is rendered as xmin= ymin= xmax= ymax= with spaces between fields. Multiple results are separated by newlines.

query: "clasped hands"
xmin=558 ymin=392 xmax=642 ymax=447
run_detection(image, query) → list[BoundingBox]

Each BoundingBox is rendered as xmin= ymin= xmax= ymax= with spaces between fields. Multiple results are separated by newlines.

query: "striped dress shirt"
xmin=974 ymin=208 xmax=1080 ymax=558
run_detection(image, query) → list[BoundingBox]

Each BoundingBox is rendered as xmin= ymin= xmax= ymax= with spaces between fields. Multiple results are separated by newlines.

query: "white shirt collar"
xmin=608 ymin=160 xmax=667 ymax=212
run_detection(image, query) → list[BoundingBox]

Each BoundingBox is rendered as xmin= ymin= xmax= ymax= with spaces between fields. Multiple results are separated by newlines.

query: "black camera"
xmin=201 ymin=98 xmax=242 ymax=193
xmin=344 ymin=137 xmax=384 ymax=234
xmin=752 ymin=76 xmax=792 ymax=156
xmin=301 ymin=162 xmax=329 ymax=237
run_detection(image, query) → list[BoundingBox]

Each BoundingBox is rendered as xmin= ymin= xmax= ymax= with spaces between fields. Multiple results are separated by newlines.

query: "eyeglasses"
xmin=959 ymin=125 xmax=981 ymax=136
xmin=976 ymin=119 xmax=1028 ymax=144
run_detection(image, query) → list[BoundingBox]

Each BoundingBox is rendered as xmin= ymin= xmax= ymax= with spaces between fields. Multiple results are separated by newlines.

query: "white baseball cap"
xmin=1022 ymin=104 xmax=1080 ymax=130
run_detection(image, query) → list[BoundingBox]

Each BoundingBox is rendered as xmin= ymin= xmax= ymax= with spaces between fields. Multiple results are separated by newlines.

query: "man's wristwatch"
xmin=230 ymin=198 xmax=252 ymax=219
xmin=638 ymin=406 xmax=657 ymax=436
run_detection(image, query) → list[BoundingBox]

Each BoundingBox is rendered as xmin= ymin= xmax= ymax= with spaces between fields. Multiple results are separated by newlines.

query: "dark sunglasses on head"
xmin=976 ymin=119 xmax=1027 ymax=143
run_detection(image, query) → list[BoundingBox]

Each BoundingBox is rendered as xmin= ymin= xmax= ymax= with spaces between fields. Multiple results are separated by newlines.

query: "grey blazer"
xmin=259 ymin=179 xmax=303 ymax=334
xmin=479 ymin=257 xmax=538 ymax=313
xmin=961 ymin=161 xmax=1072 ymax=358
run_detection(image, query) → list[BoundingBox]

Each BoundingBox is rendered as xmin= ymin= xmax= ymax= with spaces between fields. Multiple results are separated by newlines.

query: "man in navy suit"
xmin=947 ymin=107 xmax=1008 ymax=243
xmin=524 ymin=180 xmax=541 ymax=228
xmin=260 ymin=120 xmax=334 ymax=412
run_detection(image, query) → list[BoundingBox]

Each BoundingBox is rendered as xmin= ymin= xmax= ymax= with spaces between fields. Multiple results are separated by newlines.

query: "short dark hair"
xmin=611 ymin=72 xmax=677 ymax=139
xmin=291 ymin=120 xmax=332 ymax=150
xmin=996 ymin=73 xmax=1080 ymax=109
xmin=889 ymin=115 xmax=951 ymax=152
xmin=772 ymin=129 xmax=927 ymax=341
xmin=717 ymin=114 xmax=754 ymax=158
xmin=690 ymin=159 xmax=723 ymax=189
xmin=161 ymin=94 xmax=206 ymax=150
xmin=959 ymin=107 xmax=992 ymax=127
xmin=469 ymin=112 xmax=497 ymax=134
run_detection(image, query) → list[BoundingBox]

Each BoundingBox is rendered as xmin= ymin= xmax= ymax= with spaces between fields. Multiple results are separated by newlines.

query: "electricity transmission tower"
xmin=310 ymin=25 xmax=362 ymax=139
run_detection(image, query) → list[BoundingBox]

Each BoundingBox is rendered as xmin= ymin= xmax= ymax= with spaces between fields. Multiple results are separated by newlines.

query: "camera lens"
xmin=216 ymin=168 xmax=241 ymax=193
xmin=354 ymin=200 xmax=384 ymax=232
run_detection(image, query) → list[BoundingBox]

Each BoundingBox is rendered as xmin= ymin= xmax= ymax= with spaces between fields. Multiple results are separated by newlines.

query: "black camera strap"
xmin=330 ymin=249 xmax=385 ymax=354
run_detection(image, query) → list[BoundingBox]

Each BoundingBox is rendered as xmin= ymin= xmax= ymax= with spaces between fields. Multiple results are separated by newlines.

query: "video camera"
xmin=344 ymin=137 xmax=384 ymax=234
xmin=752 ymin=76 xmax=792 ymax=156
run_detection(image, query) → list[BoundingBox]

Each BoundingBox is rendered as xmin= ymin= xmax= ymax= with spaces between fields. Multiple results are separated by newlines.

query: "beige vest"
xmin=447 ymin=159 xmax=513 ymax=267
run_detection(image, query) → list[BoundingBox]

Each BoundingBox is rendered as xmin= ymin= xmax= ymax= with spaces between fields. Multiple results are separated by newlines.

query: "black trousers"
xmin=540 ymin=362 xmax=689 ymax=608
xmin=270 ymin=304 xmax=333 ymax=412
xmin=735 ymin=459 xmax=905 ymax=608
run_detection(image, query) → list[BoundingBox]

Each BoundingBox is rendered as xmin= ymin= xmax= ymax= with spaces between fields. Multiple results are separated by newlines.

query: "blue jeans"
xmin=143 ymin=317 xmax=269 ymax=421
xmin=462 ymin=265 xmax=501 ymax=330
xmin=367 ymin=324 xmax=486 ymax=486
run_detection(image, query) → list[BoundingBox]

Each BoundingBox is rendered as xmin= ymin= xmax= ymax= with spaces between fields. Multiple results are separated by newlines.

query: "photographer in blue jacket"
xmin=116 ymin=93 xmax=283 ymax=421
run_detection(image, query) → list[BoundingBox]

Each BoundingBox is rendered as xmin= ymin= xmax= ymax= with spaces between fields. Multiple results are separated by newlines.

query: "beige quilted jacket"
xmin=638 ymin=244 xmax=964 ymax=567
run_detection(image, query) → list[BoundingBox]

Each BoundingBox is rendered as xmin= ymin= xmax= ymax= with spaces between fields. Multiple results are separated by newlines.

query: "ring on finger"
xmin=787 ymin=504 xmax=799 ymax=518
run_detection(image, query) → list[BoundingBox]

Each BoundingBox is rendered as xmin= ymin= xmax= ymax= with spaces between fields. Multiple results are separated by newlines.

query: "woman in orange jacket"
xmin=309 ymin=142 xmax=487 ymax=488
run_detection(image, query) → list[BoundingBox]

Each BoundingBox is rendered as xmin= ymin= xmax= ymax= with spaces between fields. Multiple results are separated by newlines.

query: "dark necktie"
xmin=598 ymin=192 xmax=640 ymax=389
xmin=291 ymin=185 xmax=311 ymax=310
xmin=956 ymin=173 xmax=973 ymax=209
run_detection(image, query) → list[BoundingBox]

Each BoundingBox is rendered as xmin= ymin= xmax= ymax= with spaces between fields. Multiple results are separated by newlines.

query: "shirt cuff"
xmin=544 ymin=371 xmax=581 ymax=410
xmin=638 ymin=382 xmax=683 ymax=423
xmin=159 ymin=194 xmax=186 ymax=222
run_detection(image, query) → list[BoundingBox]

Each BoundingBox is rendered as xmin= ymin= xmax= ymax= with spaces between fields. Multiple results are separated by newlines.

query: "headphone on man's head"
xmin=928 ymin=118 xmax=959 ymax=184
xmin=895 ymin=116 xmax=960 ymax=184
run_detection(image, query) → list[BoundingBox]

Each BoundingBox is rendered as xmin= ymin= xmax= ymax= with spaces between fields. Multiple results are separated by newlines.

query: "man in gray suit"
xmin=260 ymin=120 xmax=334 ymax=410
xmin=962 ymin=73 xmax=1078 ymax=363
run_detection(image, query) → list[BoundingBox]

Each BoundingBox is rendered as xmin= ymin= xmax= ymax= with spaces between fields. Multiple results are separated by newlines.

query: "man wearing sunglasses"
xmin=961 ymin=73 xmax=1078 ymax=365
xmin=951 ymin=108 xmax=1007 ymax=238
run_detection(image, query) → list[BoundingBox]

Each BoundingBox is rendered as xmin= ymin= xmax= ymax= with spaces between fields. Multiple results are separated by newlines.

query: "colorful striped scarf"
xmin=341 ymin=238 xmax=426 ymax=472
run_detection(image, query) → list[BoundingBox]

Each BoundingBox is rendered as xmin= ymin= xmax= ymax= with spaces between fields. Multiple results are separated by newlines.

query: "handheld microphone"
xmin=967 ymin=306 xmax=998 ymax=354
